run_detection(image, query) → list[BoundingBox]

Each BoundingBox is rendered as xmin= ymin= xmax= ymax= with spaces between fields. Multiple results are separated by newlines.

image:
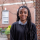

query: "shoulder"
xmin=12 ymin=21 xmax=18 ymax=25
xmin=31 ymin=22 xmax=37 ymax=31
xmin=31 ymin=22 xmax=36 ymax=29
xmin=32 ymin=22 xmax=36 ymax=27
xmin=11 ymin=21 xmax=19 ymax=28
xmin=10 ymin=21 xmax=18 ymax=30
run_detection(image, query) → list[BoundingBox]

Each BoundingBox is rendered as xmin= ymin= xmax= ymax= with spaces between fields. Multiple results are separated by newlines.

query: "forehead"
xmin=19 ymin=8 xmax=28 ymax=12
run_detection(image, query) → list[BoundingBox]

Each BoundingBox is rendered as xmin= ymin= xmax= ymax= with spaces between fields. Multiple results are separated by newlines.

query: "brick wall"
xmin=0 ymin=3 xmax=35 ymax=28
xmin=0 ymin=0 xmax=31 ymax=4
xmin=0 ymin=0 xmax=40 ymax=40
xmin=36 ymin=0 xmax=40 ymax=40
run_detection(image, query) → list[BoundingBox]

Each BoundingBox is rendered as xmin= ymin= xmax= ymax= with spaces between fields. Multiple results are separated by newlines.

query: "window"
xmin=2 ymin=10 xmax=9 ymax=24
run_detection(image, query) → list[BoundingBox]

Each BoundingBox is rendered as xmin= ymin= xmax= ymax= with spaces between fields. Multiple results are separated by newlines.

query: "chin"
xmin=21 ymin=19 xmax=25 ymax=21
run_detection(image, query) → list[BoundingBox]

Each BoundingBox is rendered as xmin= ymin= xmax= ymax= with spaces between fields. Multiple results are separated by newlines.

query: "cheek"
xmin=19 ymin=14 xmax=20 ymax=16
xmin=18 ymin=14 xmax=21 ymax=18
xmin=18 ymin=13 xmax=20 ymax=16
xmin=25 ymin=14 xmax=28 ymax=18
xmin=25 ymin=14 xmax=28 ymax=17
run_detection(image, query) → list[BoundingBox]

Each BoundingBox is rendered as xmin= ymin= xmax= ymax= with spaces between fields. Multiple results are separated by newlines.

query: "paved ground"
xmin=0 ymin=38 xmax=8 ymax=40
xmin=0 ymin=33 xmax=8 ymax=40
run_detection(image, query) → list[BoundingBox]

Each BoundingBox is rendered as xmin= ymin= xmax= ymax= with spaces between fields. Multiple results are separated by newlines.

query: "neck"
xmin=20 ymin=19 xmax=27 ymax=24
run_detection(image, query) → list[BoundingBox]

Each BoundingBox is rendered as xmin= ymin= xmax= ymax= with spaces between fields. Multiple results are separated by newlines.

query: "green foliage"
xmin=8 ymin=25 xmax=11 ymax=28
xmin=4 ymin=25 xmax=11 ymax=35
xmin=4 ymin=27 xmax=7 ymax=30
xmin=0 ymin=28 xmax=2 ymax=31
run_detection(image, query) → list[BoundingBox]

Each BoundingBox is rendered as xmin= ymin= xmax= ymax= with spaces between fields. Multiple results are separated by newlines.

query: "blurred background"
xmin=0 ymin=0 xmax=40 ymax=40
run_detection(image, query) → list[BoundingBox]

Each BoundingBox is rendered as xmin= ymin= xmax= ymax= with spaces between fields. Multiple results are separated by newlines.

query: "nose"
xmin=22 ymin=13 xmax=24 ymax=15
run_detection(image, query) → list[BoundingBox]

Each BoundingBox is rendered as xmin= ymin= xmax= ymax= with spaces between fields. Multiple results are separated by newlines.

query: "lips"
xmin=21 ymin=16 xmax=25 ymax=18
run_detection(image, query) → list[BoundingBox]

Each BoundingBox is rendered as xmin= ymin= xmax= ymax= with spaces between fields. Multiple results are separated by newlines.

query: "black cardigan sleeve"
xmin=32 ymin=23 xmax=37 ymax=40
xmin=10 ymin=23 xmax=15 ymax=40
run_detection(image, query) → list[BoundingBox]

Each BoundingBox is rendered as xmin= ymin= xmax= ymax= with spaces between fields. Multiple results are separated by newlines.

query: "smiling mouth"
xmin=21 ymin=16 xmax=25 ymax=18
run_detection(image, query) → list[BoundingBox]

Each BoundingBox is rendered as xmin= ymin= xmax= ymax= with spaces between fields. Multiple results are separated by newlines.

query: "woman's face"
xmin=19 ymin=8 xmax=28 ymax=21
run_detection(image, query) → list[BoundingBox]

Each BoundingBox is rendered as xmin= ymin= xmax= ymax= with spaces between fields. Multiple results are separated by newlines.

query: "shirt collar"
xmin=18 ymin=20 xmax=27 ymax=25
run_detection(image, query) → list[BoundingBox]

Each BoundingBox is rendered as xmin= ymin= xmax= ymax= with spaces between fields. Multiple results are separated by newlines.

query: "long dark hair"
xmin=16 ymin=5 xmax=33 ymax=40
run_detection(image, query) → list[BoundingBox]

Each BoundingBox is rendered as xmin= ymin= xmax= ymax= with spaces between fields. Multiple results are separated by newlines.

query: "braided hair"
xmin=16 ymin=5 xmax=33 ymax=40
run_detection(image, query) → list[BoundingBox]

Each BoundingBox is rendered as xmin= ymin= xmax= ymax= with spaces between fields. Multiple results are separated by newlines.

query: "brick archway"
xmin=36 ymin=0 xmax=40 ymax=40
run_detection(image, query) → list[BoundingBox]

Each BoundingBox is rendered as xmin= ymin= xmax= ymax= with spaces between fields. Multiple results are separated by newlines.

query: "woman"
xmin=10 ymin=5 xmax=37 ymax=40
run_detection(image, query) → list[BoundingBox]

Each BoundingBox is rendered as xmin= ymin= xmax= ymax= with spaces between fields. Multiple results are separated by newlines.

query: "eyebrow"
xmin=20 ymin=10 xmax=27 ymax=12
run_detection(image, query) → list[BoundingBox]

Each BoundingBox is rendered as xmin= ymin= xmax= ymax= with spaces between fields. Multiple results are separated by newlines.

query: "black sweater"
xmin=10 ymin=21 xmax=37 ymax=40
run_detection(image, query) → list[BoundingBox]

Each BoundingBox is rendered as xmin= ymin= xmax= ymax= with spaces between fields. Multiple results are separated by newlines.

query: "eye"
xmin=24 ymin=11 xmax=27 ymax=14
xmin=20 ymin=11 xmax=22 ymax=14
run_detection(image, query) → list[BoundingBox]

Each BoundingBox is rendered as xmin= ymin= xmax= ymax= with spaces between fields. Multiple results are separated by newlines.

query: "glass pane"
xmin=4 ymin=21 xmax=8 ymax=23
xmin=3 ymin=17 xmax=8 ymax=20
xmin=2 ymin=10 xmax=9 ymax=17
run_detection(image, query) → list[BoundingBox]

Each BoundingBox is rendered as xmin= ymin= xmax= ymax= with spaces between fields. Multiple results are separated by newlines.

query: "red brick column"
xmin=36 ymin=0 xmax=40 ymax=40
